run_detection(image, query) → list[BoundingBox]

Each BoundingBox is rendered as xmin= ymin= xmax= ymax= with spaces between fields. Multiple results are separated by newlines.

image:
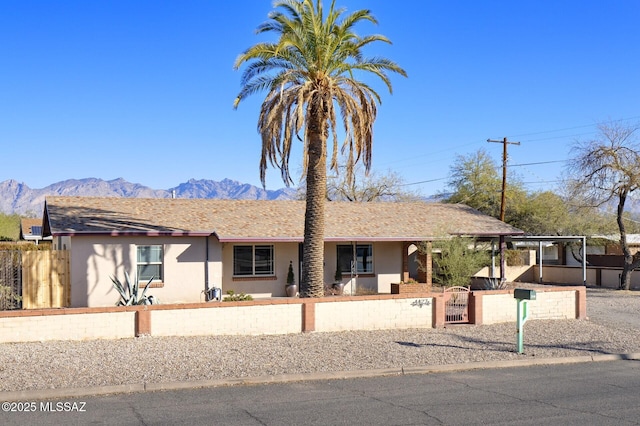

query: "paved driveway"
xmin=587 ymin=287 xmax=640 ymax=329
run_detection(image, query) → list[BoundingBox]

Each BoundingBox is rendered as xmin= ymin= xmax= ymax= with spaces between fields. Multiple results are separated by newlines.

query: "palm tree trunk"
xmin=301 ymin=108 xmax=327 ymax=298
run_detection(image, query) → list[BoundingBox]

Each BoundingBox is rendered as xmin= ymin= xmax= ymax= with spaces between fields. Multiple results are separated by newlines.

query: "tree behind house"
xmin=567 ymin=121 xmax=640 ymax=290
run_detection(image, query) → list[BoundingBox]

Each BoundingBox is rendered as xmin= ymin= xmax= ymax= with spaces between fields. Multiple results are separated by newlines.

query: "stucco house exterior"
xmin=42 ymin=196 xmax=524 ymax=307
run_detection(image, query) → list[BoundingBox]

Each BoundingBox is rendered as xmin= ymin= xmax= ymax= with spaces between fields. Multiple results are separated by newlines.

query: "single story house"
xmin=20 ymin=218 xmax=51 ymax=245
xmin=42 ymin=196 xmax=524 ymax=307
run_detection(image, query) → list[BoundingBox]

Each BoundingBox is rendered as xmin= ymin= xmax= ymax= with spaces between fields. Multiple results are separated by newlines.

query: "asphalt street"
xmin=2 ymin=360 xmax=640 ymax=425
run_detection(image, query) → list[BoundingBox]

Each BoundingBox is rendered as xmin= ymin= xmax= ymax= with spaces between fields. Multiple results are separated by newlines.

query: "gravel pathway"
xmin=1 ymin=288 xmax=640 ymax=393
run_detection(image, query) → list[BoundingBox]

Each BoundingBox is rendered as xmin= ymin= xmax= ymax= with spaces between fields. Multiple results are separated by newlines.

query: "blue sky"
xmin=2 ymin=1 xmax=639 ymax=197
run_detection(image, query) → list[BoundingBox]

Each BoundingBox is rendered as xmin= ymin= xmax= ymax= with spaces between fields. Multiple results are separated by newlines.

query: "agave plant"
xmin=110 ymin=271 xmax=157 ymax=306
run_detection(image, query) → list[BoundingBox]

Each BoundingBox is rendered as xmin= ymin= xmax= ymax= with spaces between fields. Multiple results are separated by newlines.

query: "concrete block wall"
xmin=314 ymin=298 xmax=433 ymax=332
xmin=480 ymin=293 xmax=515 ymax=324
xmin=528 ymin=290 xmax=576 ymax=320
xmin=478 ymin=287 xmax=585 ymax=325
xmin=151 ymin=303 xmax=303 ymax=336
xmin=0 ymin=287 xmax=585 ymax=343
xmin=0 ymin=311 xmax=135 ymax=343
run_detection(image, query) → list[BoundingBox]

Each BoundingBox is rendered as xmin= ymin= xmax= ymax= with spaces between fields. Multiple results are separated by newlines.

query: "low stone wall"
xmin=0 ymin=287 xmax=585 ymax=343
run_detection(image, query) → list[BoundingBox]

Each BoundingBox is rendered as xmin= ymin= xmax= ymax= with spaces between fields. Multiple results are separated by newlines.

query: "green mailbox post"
xmin=514 ymin=289 xmax=536 ymax=354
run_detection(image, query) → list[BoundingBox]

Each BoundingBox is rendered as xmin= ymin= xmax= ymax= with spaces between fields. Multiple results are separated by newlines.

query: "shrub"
xmin=420 ymin=237 xmax=489 ymax=287
xmin=110 ymin=272 xmax=157 ymax=306
xmin=223 ymin=290 xmax=253 ymax=302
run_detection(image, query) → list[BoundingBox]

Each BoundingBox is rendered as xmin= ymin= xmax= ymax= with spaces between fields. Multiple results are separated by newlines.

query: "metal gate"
xmin=0 ymin=250 xmax=22 ymax=310
xmin=443 ymin=286 xmax=470 ymax=324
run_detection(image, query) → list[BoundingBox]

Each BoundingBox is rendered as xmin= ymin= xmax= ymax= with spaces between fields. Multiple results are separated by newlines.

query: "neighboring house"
xmin=42 ymin=196 xmax=524 ymax=307
xmin=20 ymin=218 xmax=52 ymax=245
xmin=583 ymin=234 xmax=640 ymax=267
xmin=592 ymin=234 xmax=640 ymax=256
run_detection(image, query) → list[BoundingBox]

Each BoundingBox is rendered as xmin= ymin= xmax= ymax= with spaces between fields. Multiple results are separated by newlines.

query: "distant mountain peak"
xmin=0 ymin=178 xmax=297 ymax=216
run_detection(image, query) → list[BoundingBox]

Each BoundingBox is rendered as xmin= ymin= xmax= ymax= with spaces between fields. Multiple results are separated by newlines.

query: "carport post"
xmin=538 ymin=241 xmax=543 ymax=283
xmin=500 ymin=235 xmax=506 ymax=283
xmin=490 ymin=240 xmax=496 ymax=278
xmin=582 ymin=236 xmax=587 ymax=285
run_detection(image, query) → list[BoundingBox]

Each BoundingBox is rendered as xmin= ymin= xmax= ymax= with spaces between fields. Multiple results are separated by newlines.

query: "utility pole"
xmin=487 ymin=137 xmax=520 ymax=283
xmin=487 ymin=137 xmax=520 ymax=221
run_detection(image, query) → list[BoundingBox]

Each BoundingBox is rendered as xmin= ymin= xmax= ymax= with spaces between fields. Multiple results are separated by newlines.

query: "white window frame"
xmin=136 ymin=245 xmax=164 ymax=283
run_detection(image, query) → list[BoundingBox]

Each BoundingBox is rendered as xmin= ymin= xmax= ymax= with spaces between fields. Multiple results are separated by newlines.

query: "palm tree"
xmin=233 ymin=0 xmax=406 ymax=297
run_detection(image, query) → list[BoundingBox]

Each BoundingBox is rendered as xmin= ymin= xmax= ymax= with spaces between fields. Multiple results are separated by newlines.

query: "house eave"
xmin=216 ymin=233 xmax=525 ymax=243
xmin=51 ymin=230 xmax=214 ymax=237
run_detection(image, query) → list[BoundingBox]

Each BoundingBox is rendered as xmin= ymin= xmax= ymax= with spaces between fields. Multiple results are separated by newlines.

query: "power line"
xmin=393 ymin=115 xmax=640 ymax=191
xmin=398 ymin=177 xmax=448 ymax=187
xmin=509 ymin=160 xmax=566 ymax=167
xmin=379 ymin=115 xmax=639 ymax=171
xmin=519 ymin=131 xmax=597 ymax=143
xmin=521 ymin=180 xmax=564 ymax=185
xmin=507 ymin=115 xmax=640 ymax=138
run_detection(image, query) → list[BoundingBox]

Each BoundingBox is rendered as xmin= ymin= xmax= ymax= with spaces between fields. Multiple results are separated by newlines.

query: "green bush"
xmin=222 ymin=290 xmax=253 ymax=302
xmin=0 ymin=214 xmax=21 ymax=241
xmin=423 ymin=237 xmax=490 ymax=287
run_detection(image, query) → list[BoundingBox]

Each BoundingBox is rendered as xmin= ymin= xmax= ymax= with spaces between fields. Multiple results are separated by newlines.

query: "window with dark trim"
xmin=233 ymin=245 xmax=274 ymax=276
xmin=137 ymin=245 xmax=163 ymax=283
xmin=337 ymin=244 xmax=373 ymax=274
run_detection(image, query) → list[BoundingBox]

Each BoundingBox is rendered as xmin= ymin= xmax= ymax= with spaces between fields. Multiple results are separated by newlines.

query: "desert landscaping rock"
xmin=1 ymin=288 xmax=639 ymax=393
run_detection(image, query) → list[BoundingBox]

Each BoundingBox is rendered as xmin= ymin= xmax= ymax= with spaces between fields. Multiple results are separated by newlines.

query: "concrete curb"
xmin=3 ymin=353 xmax=640 ymax=402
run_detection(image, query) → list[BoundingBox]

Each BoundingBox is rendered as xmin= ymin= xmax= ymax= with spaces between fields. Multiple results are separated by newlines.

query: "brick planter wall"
xmin=390 ymin=283 xmax=433 ymax=294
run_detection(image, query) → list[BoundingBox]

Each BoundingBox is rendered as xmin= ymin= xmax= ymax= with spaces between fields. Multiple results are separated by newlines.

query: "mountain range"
xmin=0 ymin=178 xmax=297 ymax=216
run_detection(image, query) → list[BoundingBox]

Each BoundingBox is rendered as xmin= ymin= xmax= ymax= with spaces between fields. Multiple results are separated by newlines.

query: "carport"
xmin=502 ymin=236 xmax=587 ymax=285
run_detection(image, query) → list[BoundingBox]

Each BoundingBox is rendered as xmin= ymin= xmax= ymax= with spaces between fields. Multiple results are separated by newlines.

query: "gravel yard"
xmin=1 ymin=287 xmax=640 ymax=393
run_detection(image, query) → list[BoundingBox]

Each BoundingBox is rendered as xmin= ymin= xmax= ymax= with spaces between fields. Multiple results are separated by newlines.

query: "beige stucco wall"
xmin=70 ymin=235 xmax=222 ymax=307
xmin=68 ymin=237 xmax=406 ymax=306
xmin=322 ymin=241 xmax=403 ymax=295
xmin=222 ymin=241 xmax=403 ymax=297
xmin=222 ymin=242 xmax=299 ymax=297
xmin=532 ymin=265 xmax=593 ymax=286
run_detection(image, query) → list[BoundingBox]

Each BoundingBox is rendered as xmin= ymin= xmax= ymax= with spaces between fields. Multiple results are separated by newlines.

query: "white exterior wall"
xmin=70 ymin=235 xmax=222 ymax=307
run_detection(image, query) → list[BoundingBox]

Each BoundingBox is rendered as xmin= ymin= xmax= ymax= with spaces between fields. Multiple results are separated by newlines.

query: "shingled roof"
xmin=43 ymin=196 xmax=524 ymax=242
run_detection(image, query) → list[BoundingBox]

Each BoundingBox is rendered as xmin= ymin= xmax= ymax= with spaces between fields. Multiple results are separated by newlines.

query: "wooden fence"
xmin=21 ymin=250 xmax=70 ymax=309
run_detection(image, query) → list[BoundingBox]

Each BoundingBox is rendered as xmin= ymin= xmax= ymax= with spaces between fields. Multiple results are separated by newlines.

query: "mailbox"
xmin=514 ymin=288 xmax=536 ymax=300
